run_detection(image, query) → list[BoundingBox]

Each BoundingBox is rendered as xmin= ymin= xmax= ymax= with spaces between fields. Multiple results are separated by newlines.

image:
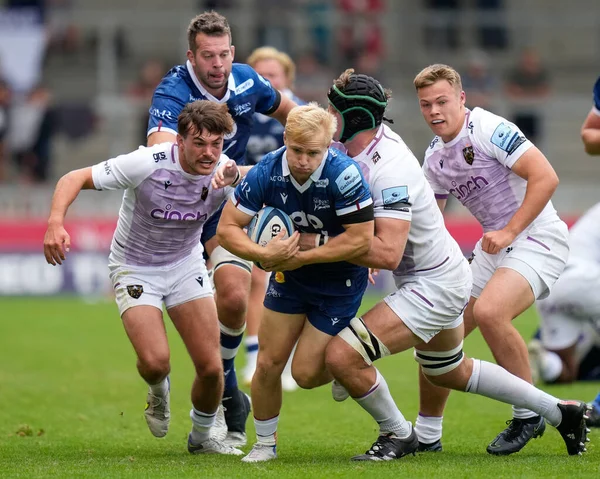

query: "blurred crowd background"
xmin=0 ymin=0 xmax=599 ymax=295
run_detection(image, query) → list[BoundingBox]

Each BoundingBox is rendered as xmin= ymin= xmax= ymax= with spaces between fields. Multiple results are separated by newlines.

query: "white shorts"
xmin=108 ymin=251 xmax=213 ymax=316
xmin=470 ymin=218 xmax=569 ymax=300
xmin=536 ymin=259 xmax=600 ymax=351
xmin=384 ymin=256 xmax=472 ymax=343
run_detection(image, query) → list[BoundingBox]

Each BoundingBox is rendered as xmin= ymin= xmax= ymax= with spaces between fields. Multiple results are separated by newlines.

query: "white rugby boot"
xmin=144 ymin=377 xmax=170 ymax=437
xmin=241 ymin=443 xmax=277 ymax=463
xmin=187 ymin=434 xmax=244 ymax=455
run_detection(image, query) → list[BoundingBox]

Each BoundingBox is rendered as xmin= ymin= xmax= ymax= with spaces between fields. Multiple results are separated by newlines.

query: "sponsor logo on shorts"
xmin=127 ymin=284 xmax=144 ymax=299
xmin=275 ymin=272 xmax=285 ymax=283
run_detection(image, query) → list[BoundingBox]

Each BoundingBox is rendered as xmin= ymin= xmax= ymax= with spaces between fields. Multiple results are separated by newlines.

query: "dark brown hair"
xmin=177 ymin=100 xmax=234 ymax=137
xmin=187 ymin=11 xmax=231 ymax=52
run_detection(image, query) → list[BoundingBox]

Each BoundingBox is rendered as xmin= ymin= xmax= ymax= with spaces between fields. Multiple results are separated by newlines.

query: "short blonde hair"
xmin=414 ymin=64 xmax=463 ymax=92
xmin=285 ymin=103 xmax=337 ymax=146
xmin=247 ymin=46 xmax=296 ymax=87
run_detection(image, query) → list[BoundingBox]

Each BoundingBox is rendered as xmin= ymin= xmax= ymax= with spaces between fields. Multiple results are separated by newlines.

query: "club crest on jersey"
xmin=462 ymin=146 xmax=475 ymax=165
xmin=201 ymin=186 xmax=209 ymax=201
xmin=127 ymin=285 xmax=144 ymax=299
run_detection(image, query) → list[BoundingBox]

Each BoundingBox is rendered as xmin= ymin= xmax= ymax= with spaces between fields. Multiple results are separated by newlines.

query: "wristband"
xmin=315 ymin=234 xmax=328 ymax=247
xmin=231 ymin=168 xmax=241 ymax=187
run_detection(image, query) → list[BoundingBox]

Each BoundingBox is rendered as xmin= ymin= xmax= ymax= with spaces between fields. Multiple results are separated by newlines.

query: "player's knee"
xmin=138 ymin=353 xmax=170 ymax=379
xmin=194 ymin=356 xmax=223 ymax=384
xmin=291 ymin=366 xmax=321 ymax=390
xmin=324 ymin=338 xmax=353 ymax=377
xmin=472 ymin=300 xmax=500 ymax=329
xmin=215 ymin=283 xmax=249 ymax=324
xmin=255 ymin=353 xmax=287 ymax=378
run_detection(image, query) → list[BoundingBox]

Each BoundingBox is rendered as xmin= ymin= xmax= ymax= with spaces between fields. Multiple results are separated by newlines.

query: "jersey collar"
xmin=281 ymin=149 xmax=328 ymax=193
xmin=186 ymin=60 xmax=236 ymax=103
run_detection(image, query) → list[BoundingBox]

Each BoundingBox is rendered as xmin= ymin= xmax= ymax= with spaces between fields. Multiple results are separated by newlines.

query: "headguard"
xmin=327 ymin=73 xmax=391 ymax=143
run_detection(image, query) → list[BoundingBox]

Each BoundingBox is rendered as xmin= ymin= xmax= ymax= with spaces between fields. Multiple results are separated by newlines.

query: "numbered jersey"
xmin=148 ymin=62 xmax=280 ymax=165
xmin=423 ymin=107 xmax=558 ymax=233
xmin=91 ymin=143 xmax=233 ymax=267
xmin=246 ymin=89 xmax=305 ymax=165
xmin=233 ymin=146 xmax=372 ymax=278
xmin=334 ymin=124 xmax=464 ymax=276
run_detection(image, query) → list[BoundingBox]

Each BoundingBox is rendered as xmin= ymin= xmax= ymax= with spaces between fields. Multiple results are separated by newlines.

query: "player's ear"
xmin=230 ymin=45 xmax=235 ymax=61
xmin=186 ymin=49 xmax=195 ymax=65
xmin=282 ymin=131 xmax=287 ymax=145
xmin=459 ymin=90 xmax=466 ymax=107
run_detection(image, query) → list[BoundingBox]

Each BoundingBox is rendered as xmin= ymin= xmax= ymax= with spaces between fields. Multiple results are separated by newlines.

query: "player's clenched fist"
xmin=481 ymin=229 xmax=516 ymax=255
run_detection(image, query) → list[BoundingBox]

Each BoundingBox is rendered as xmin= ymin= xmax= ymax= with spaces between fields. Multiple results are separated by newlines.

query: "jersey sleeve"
xmin=332 ymin=162 xmax=373 ymax=217
xmin=232 ymin=166 xmax=265 ymax=216
xmin=147 ymin=88 xmax=186 ymax=137
xmin=422 ymin=157 xmax=449 ymax=199
xmin=372 ymin=157 xmax=421 ymax=222
xmin=91 ymin=147 xmax=155 ymax=190
xmin=250 ymin=69 xmax=281 ymax=115
xmin=593 ymin=76 xmax=600 ymax=116
xmin=473 ymin=109 xmax=533 ymax=169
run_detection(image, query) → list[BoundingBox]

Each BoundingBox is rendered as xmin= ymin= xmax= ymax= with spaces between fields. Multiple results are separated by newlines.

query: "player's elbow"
xmin=215 ymin=224 xmax=229 ymax=249
xmin=581 ymin=131 xmax=600 ymax=155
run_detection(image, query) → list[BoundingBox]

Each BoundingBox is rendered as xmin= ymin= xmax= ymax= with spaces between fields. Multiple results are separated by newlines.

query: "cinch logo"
xmin=449 ymin=175 xmax=489 ymax=200
xmin=150 ymin=204 xmax=208 ymax=221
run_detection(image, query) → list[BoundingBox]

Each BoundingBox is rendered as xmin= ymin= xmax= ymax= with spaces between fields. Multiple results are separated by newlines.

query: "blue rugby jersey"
xmin=148 ymin=61 xmax=280 ymax=165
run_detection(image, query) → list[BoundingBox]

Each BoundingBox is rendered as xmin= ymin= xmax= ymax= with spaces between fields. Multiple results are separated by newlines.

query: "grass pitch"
xmin=1 ymin=295 xmax=599 ymax=478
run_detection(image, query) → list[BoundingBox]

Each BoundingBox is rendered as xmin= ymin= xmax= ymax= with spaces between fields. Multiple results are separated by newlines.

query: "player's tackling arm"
xmin=351 ymin=217 xmax=410 ymax=270
xmin=581 ymin=110 xmax=600 ymax=155
xmin=44 ymin=167 xmax=96 ymax=265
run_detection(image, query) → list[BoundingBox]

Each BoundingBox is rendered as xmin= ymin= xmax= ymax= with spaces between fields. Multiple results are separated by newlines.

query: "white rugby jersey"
xmin=423 ymin=107 xmax=558 ymax=233
xmin=335 ymin=124 xmax=464 ymax=276
xmin=567 ymin=202 xmax=600 ymax=264
xmin=91 ymin=143 xmax=233 ymax=267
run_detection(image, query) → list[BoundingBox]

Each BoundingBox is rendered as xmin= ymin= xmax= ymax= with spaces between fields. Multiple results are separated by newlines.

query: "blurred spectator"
xmin=294 ymin=51 xmax=334 ymax=103
xmin=127 ymin=59 xmax=166 ymax=147
xmin=462 ymin=51 xmax=498 ymax=110
xmin=475 ymin=0 xmax=508 ymax=50
xmin=0 ymin=79 xmax=10 ymax=181
xmin=302 ymin=0 xmax=333 ymax=65
xmin=255 ymin=0 xmax=291 ymax=53
xmin=10 ymin=85 xmax=54 ymax=183
xmin=505 ymin=48 xmax=550 ymax=144
xmin=424 ymin=0 xmax=461 ymax=50
xmin=199 ymin=0 xmax=235 ymax=8
xmin=337 ymin=0 xmax=385 ymax=69
xmin=46 ymin=0 xmax=82 ymax=56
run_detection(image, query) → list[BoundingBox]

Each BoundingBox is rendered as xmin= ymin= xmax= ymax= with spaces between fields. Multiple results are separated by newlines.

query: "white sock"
xmin=255 ymin=416 xmax=279 ymax=446
xmin=512 ymin=406 xmax=538 ymax=420
xmin=149 ymin=377 xmax=168 ymax=397
xmin=415 ymin=414 xmax=443 ymax=444
xmin=540 ymin=350 xmax=563 ymax=383
xmin=355 ymin=369 xmax=412 ymax=439
xmin=189 ymin=407 xmax=216 ymax=444
xmin=245 ymin=335 xmax=259 ymax=369
xmin=466 ymin=359 xmax=562 ymax=426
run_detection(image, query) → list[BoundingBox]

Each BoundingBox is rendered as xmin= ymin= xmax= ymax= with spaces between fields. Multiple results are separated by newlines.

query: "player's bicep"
xmin=232 ymin=171 xmax=265 ymax=216
xmin=510 ymin=146 xmax=556 ymax=182
xmin=147 ymin=131 xmax=177 ymax=147
xmin=221 ymin=200 xmax=254 ymax=228
xmin=375 ymin=216 xmax=410 ymax=254
xmin=268 ymin=93 xmax=296 ymax=125
xmin=147 ymin=94 xmax=184 ymax=139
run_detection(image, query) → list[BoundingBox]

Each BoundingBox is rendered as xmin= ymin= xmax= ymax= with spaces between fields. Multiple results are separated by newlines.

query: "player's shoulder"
xmin=231 ymin=63 xmax=272 ymax=96
xmin=134 ymin=142 xmax=175 ymax=167
xmin=154 ymin=64 xmax=193 ymax=97
xmin=424 ymin=134 xmax=443 ymax=160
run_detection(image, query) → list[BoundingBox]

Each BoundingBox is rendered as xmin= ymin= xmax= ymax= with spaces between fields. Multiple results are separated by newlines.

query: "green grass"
xmin=0 ymin=295 xmax=598 ymax=478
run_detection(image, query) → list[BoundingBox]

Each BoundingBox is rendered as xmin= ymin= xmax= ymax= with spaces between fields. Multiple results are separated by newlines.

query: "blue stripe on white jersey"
xmin=148 ymin=62 xmax=279 ymax=165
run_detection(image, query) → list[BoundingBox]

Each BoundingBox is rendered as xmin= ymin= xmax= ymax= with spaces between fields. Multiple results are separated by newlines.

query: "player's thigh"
xmin=292 ymin=320 xmax=337 ymax=377
xmin=475 ymin=267 xmax=535 ymax=323
xmin=167 ymin=296 xmax=221 ymax=369
xmin=122 ymin=305 xmax=169 ymax=365
xmin=258 ymin=308 xmax=306 ymax=369
xmin=381 ymin=271 xmax=471 ymax=350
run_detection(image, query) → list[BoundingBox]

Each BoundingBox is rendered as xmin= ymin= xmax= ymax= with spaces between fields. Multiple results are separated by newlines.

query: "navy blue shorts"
xmin=263 ymin=269 xmax=368 ymax=335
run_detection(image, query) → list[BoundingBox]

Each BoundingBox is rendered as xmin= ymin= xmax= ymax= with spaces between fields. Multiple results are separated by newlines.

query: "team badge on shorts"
xmin=127 ymin=284 xmax=144 ymax=299
xmin=275 ymin=272 xmax=285 ymax=283
xmin=462 ymin=146 xmax=475 ymax=165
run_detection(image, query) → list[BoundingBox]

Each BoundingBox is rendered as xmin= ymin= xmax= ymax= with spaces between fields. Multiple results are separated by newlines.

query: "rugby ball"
xmin=247 ymin=206 xmax=295 ymax=247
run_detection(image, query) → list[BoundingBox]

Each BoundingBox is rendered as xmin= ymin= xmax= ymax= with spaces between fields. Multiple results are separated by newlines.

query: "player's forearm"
xmin=47 ymin=169 xmax=92 ymax=225
xmin=296 ymin=228 xmax=372 ymax=265
xmin=216 ymin=224 xmax=266 ymax=262
xmin=351 ymin=235 xmax=404 ymax=270
xmin=581 ymin=128 xmax=600 ymax=155
xmin=504 ymin=172 xmax=558 ymax=237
